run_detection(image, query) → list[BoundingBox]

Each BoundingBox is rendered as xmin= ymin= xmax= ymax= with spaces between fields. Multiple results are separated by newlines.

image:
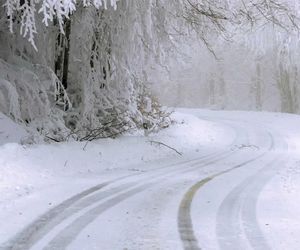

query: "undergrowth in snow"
xmin=0 ymin=1 xmax=185 ymax=141
xmin=0 ymin=109 xmax=300 ymax=248
xmin=0 ymin=110 xmax=231 ymax=206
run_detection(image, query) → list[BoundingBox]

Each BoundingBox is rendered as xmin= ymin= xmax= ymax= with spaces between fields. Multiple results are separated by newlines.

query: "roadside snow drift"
xmin=0 ymin=109 xmax=300 ymax=250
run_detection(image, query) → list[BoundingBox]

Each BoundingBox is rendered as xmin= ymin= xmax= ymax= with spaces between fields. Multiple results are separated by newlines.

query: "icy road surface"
xmin=0 ymin=110 xmax=300 ymax=250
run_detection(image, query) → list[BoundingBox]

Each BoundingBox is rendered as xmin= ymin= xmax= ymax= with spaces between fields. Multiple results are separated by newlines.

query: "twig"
xmin=45 ymin=135 xmax=60 ymax=143
xmin=148 ymin=140 xmax=183 ymax=156
xmin=83 ymin=140 xmax=89 ymax=151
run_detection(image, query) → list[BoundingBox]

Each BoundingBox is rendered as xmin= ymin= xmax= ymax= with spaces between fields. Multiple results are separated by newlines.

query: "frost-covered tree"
xmin=182 ymin=0 xmax=300 ymax=53
xmin=3 ymin=0 xmax=118 ymax=50
xmin=1 ymin=0 xmax=300 ymax=142
xmin=157 ymin=0 xmax=300 ymax=113
xmin=0 ymin=0 xmax=177 ymax=141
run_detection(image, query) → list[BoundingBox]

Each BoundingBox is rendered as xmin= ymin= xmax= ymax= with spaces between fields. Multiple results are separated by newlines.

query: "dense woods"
xmin=1 ymin=0 xmax=300 ymax=141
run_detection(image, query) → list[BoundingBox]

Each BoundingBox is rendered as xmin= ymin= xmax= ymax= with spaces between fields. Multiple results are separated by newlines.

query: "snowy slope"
xmin=0 ymin=109 xmax=299 ymax=250
xmin=0 ymin=110 xmax=231 ymax=241
xmin=0 ymin=113 xmax=28 ymax=145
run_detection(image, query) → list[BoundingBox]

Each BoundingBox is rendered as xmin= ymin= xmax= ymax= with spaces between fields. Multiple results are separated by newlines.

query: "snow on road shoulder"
xmin=257 ymin=159 xmax=300 ymax=250
xmin=2 ymin=109 xmax=300 ymax=247
xmin=0 ymin=110 xmax=231 ymax=241
xmin=160 ymin=111 xmax=234 ymax=150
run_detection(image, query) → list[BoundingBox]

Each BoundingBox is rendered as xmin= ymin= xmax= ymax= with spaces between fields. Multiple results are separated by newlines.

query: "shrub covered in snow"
xmin=1 ymin=0 xmax=300 ymax=142
xmin=0 ymin=0 xmax=180 ymax=141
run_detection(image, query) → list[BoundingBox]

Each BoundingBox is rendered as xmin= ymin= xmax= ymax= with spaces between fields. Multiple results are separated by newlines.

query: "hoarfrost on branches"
xmin=0 ymin=0 xmax=178 ymax=141
xmin=4 ymin=0 xmax=119 ymax=49
xmin=1 ymin=0 xmax=300 ymax=142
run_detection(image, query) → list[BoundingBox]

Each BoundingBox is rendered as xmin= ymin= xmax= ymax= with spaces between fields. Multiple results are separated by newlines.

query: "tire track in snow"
xmin=216 ymin=159 xmax=284 ymax=250
xmin=1 ymin=148 xmax=236 ymax=250
xmin=44 ymin=117 xmax=249 ymax=250
xmin=41 ymin=121 xmax=249 ymax=250
xmin=177 ymin=131 xmax=274 ymax=250
xmin=41 ymin=149 xmax=241 ymax=250
xmin=216 ymin=131 xmax=288 ymax=250
xmin=240 ymin=159 xmax=287 ymax=250
xmin=1 ymin=117 xmax=246 ymax=250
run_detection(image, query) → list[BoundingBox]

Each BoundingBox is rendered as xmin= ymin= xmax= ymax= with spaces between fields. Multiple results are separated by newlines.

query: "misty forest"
xmin=1 ymin=1 xmax=300 ymax=250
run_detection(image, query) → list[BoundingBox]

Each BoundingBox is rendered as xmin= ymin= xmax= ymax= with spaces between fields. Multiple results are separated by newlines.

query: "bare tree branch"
xmin=148 ymin=140 xmax=183 ymax=156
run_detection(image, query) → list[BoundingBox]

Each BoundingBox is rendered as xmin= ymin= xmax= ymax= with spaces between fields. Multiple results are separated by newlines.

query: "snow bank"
xmin=0 ymin=110 xmax=231 ymax=207
xmin=0 ymin=113 xmax=28 ymax=145
xmin=0 ymin=109 xmax=300 ymax=246
xmin=0 ymin=110 xmax=230 ymax=241
xmin=257 ymin=161 xmax=300 ymax=250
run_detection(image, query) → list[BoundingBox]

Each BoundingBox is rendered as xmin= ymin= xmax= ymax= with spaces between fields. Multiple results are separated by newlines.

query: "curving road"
xmin=0 ymin=112 xmax=293 ymax=250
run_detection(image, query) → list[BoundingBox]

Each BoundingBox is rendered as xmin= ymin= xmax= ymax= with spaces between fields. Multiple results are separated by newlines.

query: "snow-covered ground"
xmin=0 ymin=109 xmax=299 ymax=250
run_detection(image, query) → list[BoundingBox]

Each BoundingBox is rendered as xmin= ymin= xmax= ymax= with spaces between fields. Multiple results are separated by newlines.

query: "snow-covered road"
xmin=0 ymin=110 xmax=299 ymax=250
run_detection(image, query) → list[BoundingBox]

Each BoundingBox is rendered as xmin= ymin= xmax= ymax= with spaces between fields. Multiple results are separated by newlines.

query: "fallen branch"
xmin=45 ymin=135 xmax=60 ymax=142
xmin=148 ymin=140 xmax=183 ymax=156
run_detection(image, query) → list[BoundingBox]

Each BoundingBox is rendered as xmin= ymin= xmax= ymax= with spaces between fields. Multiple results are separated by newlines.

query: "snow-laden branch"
xmin=3 ymin=0 xmax=119 ymax=50
xmin=184 ymin=0 xmax=300 ymax=33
